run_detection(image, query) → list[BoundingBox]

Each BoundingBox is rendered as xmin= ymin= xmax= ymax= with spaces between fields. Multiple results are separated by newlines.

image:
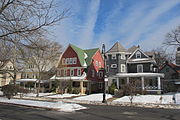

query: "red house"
xmin=56 ymin=44 xmax=104 ymax=94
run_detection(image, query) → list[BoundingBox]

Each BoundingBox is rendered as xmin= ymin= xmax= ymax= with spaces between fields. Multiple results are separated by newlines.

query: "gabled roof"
xmin=70 ymin=44 xmax=86 ymax=66
xmin=0 ymin=60 xmax=11 ymax=69
xmin=84 ymin=48 xmax=99 ymax=66
xmin=107 ymin=42 xmax=126 ymax=53
xmin=127 ymin=45 xmax=139 ymax=53
xmin=160 ymin=62 xmax=180 ymax=73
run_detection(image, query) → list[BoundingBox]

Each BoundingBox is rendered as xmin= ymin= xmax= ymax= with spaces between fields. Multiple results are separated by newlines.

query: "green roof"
xmin=69 ymin=44 xmax=99 ymax=67
xmin=70 ymin=44 xmax=86 ymax=66
xmin=84 ymin=48 xmax=99 ymax=66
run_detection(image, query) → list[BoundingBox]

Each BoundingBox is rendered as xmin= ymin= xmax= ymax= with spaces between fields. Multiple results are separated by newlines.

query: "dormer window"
xmin=136 ymin=51 xmax=141 ymax=58
xmin=112 ymin=54 xmax=116 ymax=59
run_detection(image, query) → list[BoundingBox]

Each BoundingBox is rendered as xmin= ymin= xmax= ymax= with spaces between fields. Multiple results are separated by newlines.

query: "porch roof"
xmin=16 ymin=79 xmax=49 ymax=83
xmin=115 ymin=73 xmax=164 ymax=78
xmin=50 ymin=72 xmax=86 ymax=80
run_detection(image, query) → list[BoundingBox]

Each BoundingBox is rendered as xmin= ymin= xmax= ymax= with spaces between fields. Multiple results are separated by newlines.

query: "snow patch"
xmin=0 ymin=97 xmax=86 ymax=112
xmin=46 ymin=94 xmax=80 ymax=98
xmin=73 ymin=93 xmax=113 ymax=102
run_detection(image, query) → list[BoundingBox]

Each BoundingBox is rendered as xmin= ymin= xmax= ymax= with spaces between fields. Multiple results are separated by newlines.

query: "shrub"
xmin=72 ymin=88 xmax=80 ymax=94
xmin=108 ymin=83 xmax=117 ymax=95
xmin=2 ymin=84 xmax=29 ymax=99
xmin=114 ymin=89 xmax=124 ymax=98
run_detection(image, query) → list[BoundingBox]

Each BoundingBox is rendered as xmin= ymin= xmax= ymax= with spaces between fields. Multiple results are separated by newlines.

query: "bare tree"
xmin=151 ymin=48 xmax=175 ymax=67
xmin=20 ymin=37 xmax=62 ymax=96
xmin=164 ymin=26 xmax=180 ymax=47
xmin=0 ymin=0 xmax=69 ymax=43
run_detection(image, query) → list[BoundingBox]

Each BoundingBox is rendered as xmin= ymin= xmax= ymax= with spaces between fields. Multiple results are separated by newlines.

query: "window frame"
xmin=137 ymin=64 xmax=143 ymax=73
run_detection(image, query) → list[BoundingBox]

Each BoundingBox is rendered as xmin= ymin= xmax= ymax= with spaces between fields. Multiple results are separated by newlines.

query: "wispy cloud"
xmin=78 ymin=0 xmax=100 ymax=49
xmin=52 ymin=0 xmax=180 ymax=51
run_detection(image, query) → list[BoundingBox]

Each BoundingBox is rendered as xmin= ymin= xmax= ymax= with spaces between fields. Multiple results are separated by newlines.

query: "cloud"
xmin=120 ymin=0 xmax=180 ymax=47
xmin=78 ymin=0 xmax=100 ymax=49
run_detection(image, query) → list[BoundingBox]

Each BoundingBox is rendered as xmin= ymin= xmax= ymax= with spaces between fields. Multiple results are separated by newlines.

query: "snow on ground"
xmin=46 ymin=94 xmax=80 ymax=99
xmin=73 ymin=93 xmax=113 ymax=102
xmin=113 ymin=93 xmax=180 ymax=104
xmin=0 ymin=97 xmax=86 ymax=112
xmin=24 ymin=93 xmax=55 ymax=97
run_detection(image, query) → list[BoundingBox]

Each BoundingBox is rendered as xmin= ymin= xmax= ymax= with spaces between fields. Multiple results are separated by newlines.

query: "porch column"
xmin=141 ymin=77 xmax=145 ymax=90
xmin=116 ymin=78 xmax=119 ymax=89
xmin=127 ymin=77 xmax=129 ymax=84
xmin=157 ymin=77 xmax=161 ymax=90
xmin=80 ymin=80 xmax=84 ymax=95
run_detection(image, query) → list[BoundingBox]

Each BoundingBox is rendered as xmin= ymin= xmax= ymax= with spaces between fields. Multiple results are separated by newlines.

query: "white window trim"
xmin=96 ymin=61 xmax=98 ymax=66
xmin=137 ymin=64 xmax=143 ymax=73
xmin=73 ymin=57 xmax=77 ymax=64
xmin=136 ymin=51 xmax=141 ymax=58
xmin=121 ymin=64 xmax=126 ymax=72
xmin=99 ymin=71 xmax=103 ymax=78
xmin=121 ymin=54 xmax=126 ymax=60
xmin=111 ymin=64 xmax=117 ymax=68
xmin=77 ymin=69 xmax=81 ymax=76
xmin=112 ymin=54 xmax=116 ymax=60
xmin=70 ymin=69 xmax=74 ymax=76
xmin=69 ymin=58 xmax=73 ymax=64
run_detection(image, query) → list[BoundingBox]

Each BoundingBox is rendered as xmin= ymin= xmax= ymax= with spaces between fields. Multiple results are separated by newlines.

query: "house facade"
xmin=106 ymin=42 xmax=164 ymax=94
xmin=0 ymin=60 xmax=20 ymax=87
xmin=56 ymin=44 xmax=104 ymax=94
xmin=159 ymin=62 xmax=180 ymax=92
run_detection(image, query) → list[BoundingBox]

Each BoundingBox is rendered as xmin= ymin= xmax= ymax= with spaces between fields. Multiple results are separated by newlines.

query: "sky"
xmin=51 ymin=0 xmax=180 ymax=51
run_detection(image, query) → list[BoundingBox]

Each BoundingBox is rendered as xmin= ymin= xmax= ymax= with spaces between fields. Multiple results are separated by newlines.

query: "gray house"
xmin=106 ymin=42 xmax=164 ymax=94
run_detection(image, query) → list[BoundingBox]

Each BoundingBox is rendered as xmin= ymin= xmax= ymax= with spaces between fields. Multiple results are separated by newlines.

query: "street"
xmin=0 ymin=103 xmax=180 ymax=120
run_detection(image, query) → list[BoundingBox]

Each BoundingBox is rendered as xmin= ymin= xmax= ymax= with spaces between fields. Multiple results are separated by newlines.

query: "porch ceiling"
xmin=115 ymin=73 xmax=164 ymax=78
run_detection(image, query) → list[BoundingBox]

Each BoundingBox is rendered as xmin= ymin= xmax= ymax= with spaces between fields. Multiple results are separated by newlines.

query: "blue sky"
xmin=52 ymin=0 xmax=180 ymax=51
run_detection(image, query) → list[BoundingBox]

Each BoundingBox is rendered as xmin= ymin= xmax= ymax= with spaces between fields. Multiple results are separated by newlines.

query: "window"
xmin=92 ymin=70 xmax=95 ymax=77
xmin=137 ymin=64 xmax=143 ymax=73
xmin=99 ymin=83 xmax=103 ymax=89
xmin=121 ymin=64 xmax=126 ymax=72
xmin=121 ymin=54 xmax=126 ymax=60
xmin=150 ymin=64 xmax=153 ymax=71
xmin=77 ymin=69 xmax=81 ymax=76
xmin=111 ymin=64 xmax=117 ymax=68
xmin=65 ymin=58 xmax=69 ymax=64
xmin=136 ymin=51 xmax=141 ymax=58
xmin=69 ymin=58 xmax=73 ymax=64
xmin=58 ymin=70 xmax=61 ymax=76
xmin=106 ymin=65 xmax=109 ymax=73
xmin=99 ymin=71 xmax=103 ymax=78
xmin=70 ymin=69 xmax=74 ymax=76
xmin=96 ymin=61 xmax=98 ymax=66
xmin=112 ymin=54 xmax=116 ymax=59
xmin=73 ymin=57 xmax=77 ymax=64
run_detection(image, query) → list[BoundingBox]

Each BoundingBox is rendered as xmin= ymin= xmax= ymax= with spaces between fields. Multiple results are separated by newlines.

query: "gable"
xmin=129 ymin=49 xmax=149 ymax=59
xmin=58 ymin=46 xmax=81 ymax=67
xmin=84 ymin=48 xmax=99 ymax=66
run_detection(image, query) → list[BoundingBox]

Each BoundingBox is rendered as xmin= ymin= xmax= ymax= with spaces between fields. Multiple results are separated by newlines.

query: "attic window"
xmin=112 ymin=54 xmax=116 ymax=59
xmin=73 ymin=57 xmax=77 ymax=64
xmin=136 ymin=51 xmax=141 ymax=58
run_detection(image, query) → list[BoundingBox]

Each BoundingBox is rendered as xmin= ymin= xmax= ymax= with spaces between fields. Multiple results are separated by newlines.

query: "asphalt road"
xmin=0 ymin=103 xmax=180 ymax=120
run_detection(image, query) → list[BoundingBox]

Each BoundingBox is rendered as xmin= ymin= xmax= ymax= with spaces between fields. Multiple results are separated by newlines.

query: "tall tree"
xmin=20 ymin=37 xmax=62 ymax=96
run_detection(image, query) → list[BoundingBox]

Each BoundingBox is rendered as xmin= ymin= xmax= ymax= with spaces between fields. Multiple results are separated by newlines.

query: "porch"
xmin=113 ymin=73 xmax=164 ymax=94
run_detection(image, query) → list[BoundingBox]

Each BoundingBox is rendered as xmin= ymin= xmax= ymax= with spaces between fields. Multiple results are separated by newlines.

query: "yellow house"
xmin=0 ymin=60 xmax=18 ymax=87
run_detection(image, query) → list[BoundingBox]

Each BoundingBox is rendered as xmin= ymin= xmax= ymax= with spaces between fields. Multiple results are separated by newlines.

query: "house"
xmin=159 ymin=62 xmax=180 ymax=92
xmin=16 ymin=58 xmax=58 ymax=93
xmin=55 ymin=44 xmax=104 ymax=94
xmin=0 ymin=60 xmax=19 ymax=87
xmin=106 ymin=42 xmax=164 ymax=94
